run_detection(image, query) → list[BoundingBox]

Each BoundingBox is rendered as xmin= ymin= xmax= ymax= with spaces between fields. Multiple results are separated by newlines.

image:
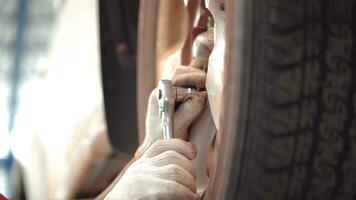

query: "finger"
xmin=189 ymin=59 xmax=205 ymax=69
xmin=152 ymin=164 xmax=197 ymax=193
xmin=172 ymin=72 xmax=206 ymax=89
xmin=135 ymin=88 xmax=162 ymax=159
xmin=147 ymin=88 xmax=159 ymax=113
xmin=174 ymin=95 xmax=206 ymax=140
xmin=192 ymin=30 xmax=214 ymax=67
xmin=170 ymin=66 xmax=205 ymax=77
xmin=161 ymin=179 xmax=200 ymax=200
xmin=175 ymin=87 xmax=207 ymax=102
xmin=151 ymin=150 xmax=196 ymax=179
xmin=143 ymin=139 xmax=197 ymax=160
xmin=135 ymin=136 xmax=156 ymax=159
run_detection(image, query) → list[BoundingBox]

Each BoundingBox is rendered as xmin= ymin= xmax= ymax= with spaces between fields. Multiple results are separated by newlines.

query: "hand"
xmin=105 ymin=139 xmax=199 ymax=200
xmin=135 ymin=66 xmax=207 ymax=158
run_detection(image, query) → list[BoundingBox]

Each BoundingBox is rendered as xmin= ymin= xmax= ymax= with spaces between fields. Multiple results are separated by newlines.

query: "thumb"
xmin=135 ymin=136 xmax=155 ymax=159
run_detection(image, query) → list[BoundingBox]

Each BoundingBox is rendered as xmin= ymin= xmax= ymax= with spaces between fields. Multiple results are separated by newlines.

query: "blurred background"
xmin=0 ymin=0 xmax=58 ymax=167
xmin=0 ymin=0 xmax=61 ymax=197
xmin=0 ymin=0 xmax=107 ymax=198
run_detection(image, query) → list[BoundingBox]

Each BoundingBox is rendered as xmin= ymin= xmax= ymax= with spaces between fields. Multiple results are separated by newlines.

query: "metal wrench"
xmin=157 ymin=79 xmax=198 ymax=139
xmin=158 ymin=80 xmax=175 ymax=139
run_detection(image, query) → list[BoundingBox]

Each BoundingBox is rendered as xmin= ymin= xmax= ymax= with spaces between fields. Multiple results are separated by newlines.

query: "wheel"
xmin=99 ymin=0 xmax=140 ymax=154
xmin=211 ymin=0 xmax=356 ymax=199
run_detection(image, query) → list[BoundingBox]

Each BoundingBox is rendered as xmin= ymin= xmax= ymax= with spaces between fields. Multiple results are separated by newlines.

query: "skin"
xmin=105 ymin=139 xmax=200 ymax=200
xmin=62 ymin=1 xmax=223 ymax=198
xmin=114 ymin=10 xmax=220 ymax=197
xmin=98 ymin=64 xmax=208 ymax=199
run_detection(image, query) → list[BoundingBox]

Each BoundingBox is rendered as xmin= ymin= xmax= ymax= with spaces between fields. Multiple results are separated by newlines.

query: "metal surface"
xmin=157 ymin=80 xmax=175 ymax=139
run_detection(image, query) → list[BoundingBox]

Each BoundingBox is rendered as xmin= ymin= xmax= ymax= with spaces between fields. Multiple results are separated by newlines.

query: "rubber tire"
xmin=234 ymin=0 xmax=356 ymax=200
xmin=99 ymin=0 xmax=140 ymax=155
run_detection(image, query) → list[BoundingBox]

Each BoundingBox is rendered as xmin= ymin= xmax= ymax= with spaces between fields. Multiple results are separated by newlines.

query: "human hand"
xmin=135 ymin=66 xmax=207 ymax=158
xmin=105 ymin=139 xmax=199 ymax=200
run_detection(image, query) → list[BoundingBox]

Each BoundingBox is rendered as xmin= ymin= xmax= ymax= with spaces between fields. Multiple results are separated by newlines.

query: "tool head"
xmin=157 ymin=80 xmax=175 ymax=139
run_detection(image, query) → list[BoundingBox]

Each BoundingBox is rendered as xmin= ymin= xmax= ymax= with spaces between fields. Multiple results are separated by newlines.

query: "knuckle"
xmin=186 ymin=143 xmax=197 ymax=157
xmin=165 ymin=150 xmax=180 ymax=158
xmin=153 ymin=139 xmax=165 ymax=147
xmin=145 ymin=140 xmax=165 ymax=156
xmin=166 ymin=164 xmax=182 ymax=175
xmin=168 ymin=150 xmax=189 ymax=162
